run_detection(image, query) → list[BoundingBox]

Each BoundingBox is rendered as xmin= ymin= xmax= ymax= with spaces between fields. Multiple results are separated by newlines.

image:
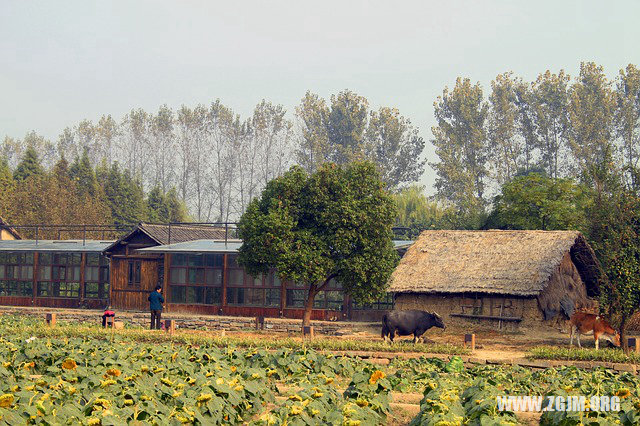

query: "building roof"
xmin=0 ymin=216 xmax=22 ymax=240
xmin=137 ymin=239 xmax=243 ymax=253
xmin=103 ymin=223 xmax=231 ymax=253
xmin=387 ymin=230 xmax=602 ymax=297
xmin=0 ymin=239 xmax=114 ymax=252
xmin=137 ymin=223 xmax=229 ymax=244
xmin=137 ymin=239 xmax=414 ymax=254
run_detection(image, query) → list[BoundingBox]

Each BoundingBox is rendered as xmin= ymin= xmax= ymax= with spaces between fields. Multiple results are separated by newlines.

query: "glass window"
xmin=205 ymin=269 xmax=222 ymax=285
xmin=188 ymin=268 xmax=204 ymax=284
xmin=268 ymin=271 xmax=282 ymax=287
xmin=204 ymin=254 xmax=223 ymax=268
xmin=313 ymin=291 xmax=326 ymax=309
xmin=228 ymin=269 xmax=244 ymax=286
xmin=85 ymin=266 xmax=98 ymax=281
xmin=37 ymin=282 xmax=49 ymax=297
xmin=38 ymin=265 xmax=51 ymax=280
xmin=227 ymin=287 xmax=245 ymax=305
xmin=172 ymin=254 xmax=188 ymax=266
xmin=170 ymin=268 xmax=186 ymax=284
xmin=286 ymin=289 xmax=306 ymax=308
xmin=326 ymin=291 xmax=344 ymax=311
xmin=265 ymin=289 xmax=280 ymax=307
xmin=227 ymin=255 xmax=239 ymax=268
xmin=171 ymin=286 xmax=186 ymax=303
xmin=86 ymin=253 xmax=100 ymax=266
xmin=85 ymin=282 xmax=99 ymax=298
xmin=39 ymin=253 xmax=52 ymax=264
xmin=188 ymin=254 xmax=203 ymax=267
xmin=128 ymin=261 xmax=141 ymax=287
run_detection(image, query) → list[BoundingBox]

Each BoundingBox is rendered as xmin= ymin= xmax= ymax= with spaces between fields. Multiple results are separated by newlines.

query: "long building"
xmin=0 ymin=223 xmax=408 ymax=321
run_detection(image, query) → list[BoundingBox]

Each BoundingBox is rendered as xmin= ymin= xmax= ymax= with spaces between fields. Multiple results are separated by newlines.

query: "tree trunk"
xmin=302 ymin=284 xmax=318 ymax=328
xmin=301 ymin=274 xmax=337 ymax=328
xmin=620 ymin=313 xmax=628 ymax=353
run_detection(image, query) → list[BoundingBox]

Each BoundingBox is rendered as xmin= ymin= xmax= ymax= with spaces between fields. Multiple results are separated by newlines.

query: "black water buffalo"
xmin=381 ymin=310 xmax=446 ymax=343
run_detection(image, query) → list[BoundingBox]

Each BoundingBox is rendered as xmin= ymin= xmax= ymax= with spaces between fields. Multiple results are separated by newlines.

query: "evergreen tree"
xmin=146 ymin=186 xmax=170 ymax=223
xmin=70 ymin=149 xmax=99 ymax=197
xmin=165 ymin=188 xmax=190 ymax=222
xmin=101 ymin=163 xmax=146 ymax=225
xmin=13 ymin=146 xmax=44 ymax=181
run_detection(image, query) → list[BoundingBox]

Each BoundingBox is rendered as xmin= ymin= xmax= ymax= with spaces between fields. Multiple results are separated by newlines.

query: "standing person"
xmin=148 ymin=286 xmax=164 ymax=330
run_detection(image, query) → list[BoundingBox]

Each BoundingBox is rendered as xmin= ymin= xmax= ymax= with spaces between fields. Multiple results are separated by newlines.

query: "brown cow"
xmin=569 ymin=312 xmax=620 ymax=350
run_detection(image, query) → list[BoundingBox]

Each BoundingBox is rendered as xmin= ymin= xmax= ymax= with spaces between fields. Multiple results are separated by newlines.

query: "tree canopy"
xmin=237 ymin=161 xmax=399 ymax=326
xmin=487 ymin=172 xmax=587 ymax=231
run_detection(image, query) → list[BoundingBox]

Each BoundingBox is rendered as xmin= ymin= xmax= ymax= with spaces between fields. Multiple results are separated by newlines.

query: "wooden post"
xmin=79 ymin=253 xmax=86 ymax=302
xmin=163 ymin=253 xmax=170 ymax=313
xmin=32 ymin=252 xmax=38 ymax=306
xmin=255 ymin=316 xmax=265 ymax=330
xmin=46 ymin=313 xmax=56 ymax=326
xmin=464 ymin=333 xmax=475 ymax=351
xmin=165 ymin=319 xmax=176 ymax=334
xmin=221 ymin=254 xmax=228 ymax=312
xmin=302 ymin=325 xmax=314 ymax=339
xmin=628 ymin=337 xmax=640 ymax=353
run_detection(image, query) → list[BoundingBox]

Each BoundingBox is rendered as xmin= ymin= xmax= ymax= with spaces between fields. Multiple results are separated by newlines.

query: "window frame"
xmin=169 ymin=253 xmax=224 ymax=306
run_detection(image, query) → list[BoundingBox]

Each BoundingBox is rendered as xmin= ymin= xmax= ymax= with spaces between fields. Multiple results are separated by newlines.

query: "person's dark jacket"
xmin=148 ymin=291 xmax=164 ymax=311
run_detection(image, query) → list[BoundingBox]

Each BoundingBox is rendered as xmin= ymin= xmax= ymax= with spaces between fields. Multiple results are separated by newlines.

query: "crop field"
xmin=0 ymin=316 xmax=640 ymax=425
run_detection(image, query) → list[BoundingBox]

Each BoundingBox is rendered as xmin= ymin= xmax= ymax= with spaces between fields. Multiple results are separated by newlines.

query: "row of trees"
xmin=0 ymin=148 xmax=189 ymax=236
xmin=431 ymin=62 xmax=640 ymax=226
xmin=2 ymin=91 xmax=426 ymax=222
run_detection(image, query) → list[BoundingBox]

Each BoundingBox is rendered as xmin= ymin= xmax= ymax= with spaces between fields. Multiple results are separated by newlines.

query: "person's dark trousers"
xmin=151 ymin=310 xmax=162 ymax=330
xmin=102 ymin=314 xmax=115 ymax=327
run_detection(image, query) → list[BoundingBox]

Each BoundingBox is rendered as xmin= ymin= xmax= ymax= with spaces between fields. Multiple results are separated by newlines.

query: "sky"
xmin=1 ymin=0 xmax=639 ymax=192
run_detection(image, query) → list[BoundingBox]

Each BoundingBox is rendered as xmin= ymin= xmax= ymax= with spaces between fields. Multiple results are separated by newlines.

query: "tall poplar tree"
xmin=431 ymin=78 xmax=489 ymax=224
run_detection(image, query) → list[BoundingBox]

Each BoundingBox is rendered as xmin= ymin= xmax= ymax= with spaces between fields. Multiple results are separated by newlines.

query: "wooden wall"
xmin=110 ymin=256 xmax=160 ymax=311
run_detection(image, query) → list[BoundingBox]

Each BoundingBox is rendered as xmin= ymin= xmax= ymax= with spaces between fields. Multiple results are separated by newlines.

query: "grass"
xmin=1 ymin=316 xmax=469 ymax=355
xmin=528 ymin=345 xmax=640 ymax=364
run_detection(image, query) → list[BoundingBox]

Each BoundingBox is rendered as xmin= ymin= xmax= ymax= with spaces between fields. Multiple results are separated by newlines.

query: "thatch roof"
xmin=0 ymin=216 xmax=21 ymax=240
xmin=388 ymin=230 xmax=602 ymax=297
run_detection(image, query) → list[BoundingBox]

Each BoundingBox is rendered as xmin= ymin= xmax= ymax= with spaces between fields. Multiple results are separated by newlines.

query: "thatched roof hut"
xmin=388 ymin=230 xmax=603 ymax=329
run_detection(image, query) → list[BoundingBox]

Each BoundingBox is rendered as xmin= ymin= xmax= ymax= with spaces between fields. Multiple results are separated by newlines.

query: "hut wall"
xmin=537 ymin=251 xmax=593 ymax=320
xmin=394 ymin=293 xmax=542 ymax=330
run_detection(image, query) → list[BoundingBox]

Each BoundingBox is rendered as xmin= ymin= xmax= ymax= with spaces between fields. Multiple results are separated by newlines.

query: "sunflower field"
xmin=1 ymin=315 xmax=640 ymax=425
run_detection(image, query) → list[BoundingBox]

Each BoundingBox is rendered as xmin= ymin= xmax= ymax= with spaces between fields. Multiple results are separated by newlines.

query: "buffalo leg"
xmin=577 ymin=333 xmax=581 ymax=348
xmin=594 ymin=333 xmax=600 ymax=350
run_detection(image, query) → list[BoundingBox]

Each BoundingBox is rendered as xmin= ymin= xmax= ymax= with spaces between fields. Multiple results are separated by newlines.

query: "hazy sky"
xmin=1 ymin=0 xmax=639 ymax=191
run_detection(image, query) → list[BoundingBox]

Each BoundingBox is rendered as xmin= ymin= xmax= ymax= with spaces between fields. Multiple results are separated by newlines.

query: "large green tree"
xmin=487 ymin=172 xmax=587 ymax=231
xmin=237 ymin=162 xmax=399 ymax=327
